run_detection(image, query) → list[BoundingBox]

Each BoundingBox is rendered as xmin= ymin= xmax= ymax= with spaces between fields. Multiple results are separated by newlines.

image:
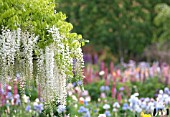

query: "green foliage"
xmin=0 ymin=105 xmax=39 ymax=117
xmin=57 ymin=0 xmax=170 ymax=60
xmin=0 ymin=0 xmax=84 ymax=49
xmin=84 ymin=80 xmax=105 ymax=101
xmin=40 ymin=99 xmax=62 ymax=117
xmin=154 ymin=3 xmax=170 ymax=46
xmin=84 ymin=80 xmax=132 ymax=101
xmin=84 ymin=77 xmax=166 ymax=100
xmin=131 ymin=77 xmax=165 ymax=98
xmin=0 ymin=81 xmax=41 ymax=117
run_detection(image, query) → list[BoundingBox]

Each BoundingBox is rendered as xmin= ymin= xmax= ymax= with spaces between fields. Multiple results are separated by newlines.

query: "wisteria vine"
xmin=0 ymin=26 xmax=85 ymax=106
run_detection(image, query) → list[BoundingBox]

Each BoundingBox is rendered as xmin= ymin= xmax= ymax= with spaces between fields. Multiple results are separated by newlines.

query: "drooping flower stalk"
xmin=0 ymin=26 xmax=85 ymax=106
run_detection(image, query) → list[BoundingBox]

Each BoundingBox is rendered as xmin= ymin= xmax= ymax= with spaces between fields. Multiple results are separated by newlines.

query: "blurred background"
xmin=57 ymin=0 xmax=170 ymax=63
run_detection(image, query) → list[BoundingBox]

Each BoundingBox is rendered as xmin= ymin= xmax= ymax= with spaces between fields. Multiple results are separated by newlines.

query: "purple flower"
xmin=72 ymin=82 xmax=77 ymax=87
xmin=77 ymin=80 xmax=82 ymax=85
xmin=83 ymin=54 xmax=88 ymax=63
xmin=57 ymin=105 xmax=66 ymax=113
xmin=15 ymin=94 xmax=21 ymax=105
xmin=78 ymin=106 xmax=88 ymax=113
xmin=122 ymin=103 xmax=129 ymax=110
xmin=34 ymin=103 xmax=43 ymax=113
xmin=0 ymin=88 xmax=4 ymax=94
xmin=26 ymin=105 xmax=31 ymax=111
xmin=84 ymin=100 xmax=88 ymax=106
xmin=6 ymin=92 xmax=13 ymax=100
xmin=78 ymin=106 xmax=91 ymax=117
xmin=85 ymin=111 xmax=91 ymax=117
xmin=87 ymin=54 xmax=92 ymax=63
xmin=119 ymin=87 xmax=124 ymax=91
xmin=140 ymin=98 xmax=145 ymax=101
xmin=100 ymin=86 xmax=105 ymax=92
xmin=94 ymin=54 xmax=98 ymax=64
xmin=105 ymin=86 xmax=110 ymax=91
xmin=164 ymin=87 xmax=169 ymax=94
xmin=105 ymin=110 xmax=111 ymax=117
xmin=16 ymin=98 xmax=21 ymax=105
xmin=100 ymin=86 xmax=110 ymax=92
xmin=83 ymin=54 xmax=92 ymax=64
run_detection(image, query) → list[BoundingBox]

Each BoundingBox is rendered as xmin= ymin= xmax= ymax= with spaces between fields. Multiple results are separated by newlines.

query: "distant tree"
xmin=154 ymin=3 xmax=170 ymax=45
xmin=57 ymin=0 xmax=170 ymax=61
xmin=143 ymin=3 xmax=170 ymax=63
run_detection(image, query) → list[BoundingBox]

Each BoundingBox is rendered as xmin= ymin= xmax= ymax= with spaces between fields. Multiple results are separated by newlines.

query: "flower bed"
xmin=66 ymin=81 xmax=170 ymax=117
xmin=66 ymin=61 xmax=170 ymax=117
xmin=0 ymin=75 xmax=43 ymax=116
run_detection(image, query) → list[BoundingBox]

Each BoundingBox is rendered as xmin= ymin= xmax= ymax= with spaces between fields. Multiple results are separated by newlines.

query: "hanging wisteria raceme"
xmin=36 ymin=26 xmax=85 ymax=105
xmin=0 ymin=28 xmax=38 ymax=88
xmin=0 ymin=26 xmax=85 ymax=106
xmin=73 ymin=47 xmax=85 ymax=79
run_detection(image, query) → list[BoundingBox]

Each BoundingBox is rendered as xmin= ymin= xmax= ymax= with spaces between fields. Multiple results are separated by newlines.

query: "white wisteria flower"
xmin=0 ymin=26 xmax=85 ymax=106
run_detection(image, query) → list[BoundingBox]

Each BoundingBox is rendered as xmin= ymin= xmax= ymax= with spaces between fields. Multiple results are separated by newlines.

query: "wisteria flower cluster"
xmin=0 ymin=26 xmax=85 ymax=106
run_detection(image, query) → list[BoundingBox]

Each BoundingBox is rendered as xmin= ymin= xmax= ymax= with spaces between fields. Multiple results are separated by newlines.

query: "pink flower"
xmin=100 ymin=92 xmax=106 ymax=98
xmin=110 ymin=62 xmax=114 ymax=74
xmin=117 ymin=92 xmax=122 ymax=103
xmin=112 ymin=85 xmax=116 ymax=98
xmin=14 ymin=81 xmax=18 ymax=96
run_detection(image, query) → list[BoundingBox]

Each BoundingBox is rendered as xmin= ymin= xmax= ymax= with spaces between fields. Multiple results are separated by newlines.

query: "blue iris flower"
xmin=72 ymin=82 xmax=77 ymax=87
xmin=34 ymin=103 xmax=43 ymax=113
xmin=57 ymin=105 xmax=66 ymax=113
xmin=94 ymin=110 xmax=97 ymax=113
xmin=105 ymin=86 xmax=110 ymax=91
xmin=77 ymin=80 xmax=82 ymax=85
xmin=7 ymin=92 xmax=13 ymax=100
xmin=84 ymin=100 xmax=88 ymax=106
xmin=100 ymin=86 xmax=110 ymax=92
xmin=100 ymin=86 xmax=105 ymax=92
xmin=25 ymin=105 xmax=31 ymax=111
xmin=78 ymin=106 xmax=91 ymax=117
xmin=105 ymin=110 xmax=111 ymax=117
xmin=122 ymin=103 xmax=129 ymax=110
xmin=84 ymin=111 xmax=91 ymax=117
xmin=78 ymin=106 xmax=88 ymax=113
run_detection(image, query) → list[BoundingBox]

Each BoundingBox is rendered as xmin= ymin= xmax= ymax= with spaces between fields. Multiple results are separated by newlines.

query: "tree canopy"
xmin=58 ymin=0 xmax=170 ymax=60
xmin=154 ymin=3 xmax=170 ymax=45
xmin=0 ymin=0 xmax=84 ymax=49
